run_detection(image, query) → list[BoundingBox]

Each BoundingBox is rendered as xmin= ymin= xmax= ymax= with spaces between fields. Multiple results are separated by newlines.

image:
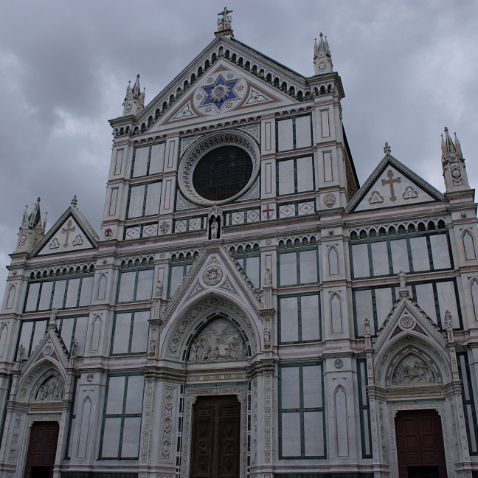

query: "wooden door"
xmin=395 ymin=410 xmax=447 ymax=478
xmin=191 ymin=395 xmax=240 ymax=478
xmin=23 ymin=421 xmax=59 ymax=478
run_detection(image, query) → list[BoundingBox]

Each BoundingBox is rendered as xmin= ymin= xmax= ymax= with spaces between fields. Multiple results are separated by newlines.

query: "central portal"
xmin=191 ymin=395 xmax=240 ymax=478
xmin=395 ymin=409 xmax=447 ymax=478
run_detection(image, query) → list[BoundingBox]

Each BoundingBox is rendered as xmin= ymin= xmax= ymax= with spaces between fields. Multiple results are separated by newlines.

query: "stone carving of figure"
xmin=70 ymin=339 xmax=79 ymax=359
xmin=36 ymin=376 xmax=64 ymax=401
xmin=49 ymin=309 xmax=58 ymax=328
xmin=155 ymin=279 xmax=163 ymax=299
xmin=264 ymin=268 xmax=272 ymax=287
xmin=364 ymin=317 xmax=370 ymax=336
xmin=392 ymin=355 xmax=435 ymax=385
xmin=217 ymin=6 xmax=233 ymax=31
xmin=18 ymin=345 xmax=26 ymax=362
xmin=399 ymin=271 xmax=406 ymax=289
xmin=210 ymin=216 xmax=219 ymax=239
xmin=190 ymin=318 xmax=246 ymax=362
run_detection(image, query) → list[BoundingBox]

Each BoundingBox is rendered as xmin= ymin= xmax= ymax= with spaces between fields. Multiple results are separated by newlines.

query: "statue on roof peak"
xmin=216 ymin=6 xmax=234 ymax=37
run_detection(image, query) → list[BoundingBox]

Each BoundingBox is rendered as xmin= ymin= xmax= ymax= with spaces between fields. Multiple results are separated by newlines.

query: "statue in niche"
xmin=189 ymin=318 xmax=247 ymax=362
xmin=391 ymin=354 xmax=436 ymax=385
xmin=209 ymin=215 xmax=220 ymax=239
xmin=36 ymin=376 xmax=64 ymax=401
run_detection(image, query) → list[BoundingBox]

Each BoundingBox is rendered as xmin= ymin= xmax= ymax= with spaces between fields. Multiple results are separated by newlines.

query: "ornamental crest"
xmin=193 ymin=71 xmax=247 ymax=115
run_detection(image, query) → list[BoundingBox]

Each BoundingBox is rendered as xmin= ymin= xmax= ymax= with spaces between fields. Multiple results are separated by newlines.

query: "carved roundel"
xmin=399 ymin=314 xmax=415 ymax=330
xmin=178 ymin=130 xmax=260 ymax=206
xmin=202 ymin=266 xmax=224 ymax=286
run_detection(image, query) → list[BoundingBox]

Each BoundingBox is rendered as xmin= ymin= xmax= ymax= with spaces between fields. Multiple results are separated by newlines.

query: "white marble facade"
xmin=0 ymin=13 xmax=478 ymax=478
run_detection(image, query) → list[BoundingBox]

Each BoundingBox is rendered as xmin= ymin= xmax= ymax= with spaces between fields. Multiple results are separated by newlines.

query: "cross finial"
xmin=384 ymin=142 xmax=392 ymax=154
xmin=217 ymin=6 xmax=233 ymax=33
xmin=71 ymin=195 xmax=78 ymax=208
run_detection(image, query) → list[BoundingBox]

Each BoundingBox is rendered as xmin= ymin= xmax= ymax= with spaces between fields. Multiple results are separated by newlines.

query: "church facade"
xmin=1 ymin=10 xmax=478 ymax=478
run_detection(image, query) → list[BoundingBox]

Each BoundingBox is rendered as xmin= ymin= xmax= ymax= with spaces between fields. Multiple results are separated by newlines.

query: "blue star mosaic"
xmin=200 ymin=74 xmax=239 ymax=111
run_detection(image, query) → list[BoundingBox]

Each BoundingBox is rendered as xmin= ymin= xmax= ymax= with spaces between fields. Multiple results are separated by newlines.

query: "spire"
xmin=441 ymin=126 xmax=469 ymax=192
xmin=15 ymin=197 xmax=46 ymax=254
xmin=314 ymin=32 xmax=333 ymax=75
xmin=122 ymin=74 xmax=145 ymax=116
xmin=215 ymin=6 xmax=234 ymax=37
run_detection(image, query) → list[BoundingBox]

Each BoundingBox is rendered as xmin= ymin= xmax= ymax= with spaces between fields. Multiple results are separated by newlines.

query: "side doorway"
xmin=395 ymin=410 xmax=447 ymax=478
xmin=23 ymin=421 xmax=59 ymax=478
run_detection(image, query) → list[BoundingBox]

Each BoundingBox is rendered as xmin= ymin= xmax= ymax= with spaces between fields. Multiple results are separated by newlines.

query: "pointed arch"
xmin=471 ymin=278 xmax=478 ymax=321
xmin=5 ymin=284 xmax=16 ymax=309
xmin=328 ymin=246 xmax=339 ymax=275
xmin=334 ymin=385 xmax=349 ymax=457
xmin=463 ymin=230 xmax=476 ymax=261
xmin=90 ymin=314 xmax=102 ymax=352
xmin=330 ymin=292 xmax=343 ymax=334
xmin=0 ymin=323 xmax=7 ymax=359
xmin=97 ymin=273 xmax=107 ymax=300
xmin=162 ymin=292 xmax=260 ymax=360
xmin=77 ymin=396 xmax=92 ymax=458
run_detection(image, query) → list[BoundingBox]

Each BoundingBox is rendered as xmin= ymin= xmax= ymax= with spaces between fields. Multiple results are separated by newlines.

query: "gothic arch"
xmin=463 ymin=230 xmax=476 ymax=261
xmin=471 ymin=278 xmax=478 ymax=321
xmin=334 ymin=385 xmax=349 ymax=457
xmin=17 ymin=356 xmax=67 ymax=404
xmin=0 ymin=323 xmax=7 ymax=359
xmin=5 ymin=284 xmax=16 ymax=309
xmin=328 ymin=245 xmax=339 ymax=275
xmin=161 ymin=292 xmax=260 ymax=360
xmin=330 ymin=292 xmax=343 ymax=334
xmin=375 ymin=335 xmax=450 ymax=388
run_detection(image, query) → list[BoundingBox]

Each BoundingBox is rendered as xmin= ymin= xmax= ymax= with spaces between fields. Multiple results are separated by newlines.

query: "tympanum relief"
xmin=391 ymin=354 xmax=436 ymax=385
xmin=189 ymin=318 xmax=247 ymax=362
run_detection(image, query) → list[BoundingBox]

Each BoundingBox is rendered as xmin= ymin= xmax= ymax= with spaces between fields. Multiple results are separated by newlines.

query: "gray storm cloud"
xmin=0 ymin=0 xmax=477 ymax=288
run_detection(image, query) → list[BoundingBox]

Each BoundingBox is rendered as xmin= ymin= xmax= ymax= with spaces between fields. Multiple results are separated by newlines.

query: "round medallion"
xmin=202 ymin=266 xmax=223 ymax=286
xmin=334 ymin=358 xmax=344 ymax=369
xmin=192 ymin=71 xmax=247 ymax=116
xmin=42 ymin=344 xmax=54 ymax=356
xmin=451 ymin=168 xmax=461 ymax=179
xmin=399 ymin=314 xmax=415 ymax=330
xmin=179 ymin=130 xmax=260 ymax=206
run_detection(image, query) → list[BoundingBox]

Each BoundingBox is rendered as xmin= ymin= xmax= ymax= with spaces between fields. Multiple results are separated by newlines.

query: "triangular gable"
xmin=34 ymin=206 xmax=98 ymax=256
xmin=150 ymin=59 xmax=296 ymax=130
xmin=161 ymin=245 xmax=263 ymax=327
xmin=374 ymin=294 xmax=446 ymax=355
xmin=347 ymin=155 xmax=444 ymax=213
xmin=118 ymin=35 xmax=311 ymax=130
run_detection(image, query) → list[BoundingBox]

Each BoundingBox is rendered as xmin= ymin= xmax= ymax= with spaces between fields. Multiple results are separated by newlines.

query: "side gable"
xmin=347 ymin=154 xmax=444 ymax=213
xmin=34 ymin=206 xmax=98 ymax=257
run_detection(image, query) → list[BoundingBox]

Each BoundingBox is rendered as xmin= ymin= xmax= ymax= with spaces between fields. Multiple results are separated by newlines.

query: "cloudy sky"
xmin=0 ymin=0 xmax=477 ymax=289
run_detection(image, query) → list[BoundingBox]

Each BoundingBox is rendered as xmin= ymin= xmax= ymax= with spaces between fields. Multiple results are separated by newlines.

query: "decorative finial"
xmin=384 ymin=142 xmax=392 ymax=155
xmin=71 ymin=195 xmax=78 ymax=208
xmin=217 ymin=6 xmax=233 ymax=35
xmin=313 ymin=31 xmax=333 ymax=74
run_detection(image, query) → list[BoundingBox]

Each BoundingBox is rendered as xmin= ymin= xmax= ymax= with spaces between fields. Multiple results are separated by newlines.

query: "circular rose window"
xmin=178 ymin=130 xmax=260 ymax=206
xmin=192 ymin=146 xmax=253 ymax=201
